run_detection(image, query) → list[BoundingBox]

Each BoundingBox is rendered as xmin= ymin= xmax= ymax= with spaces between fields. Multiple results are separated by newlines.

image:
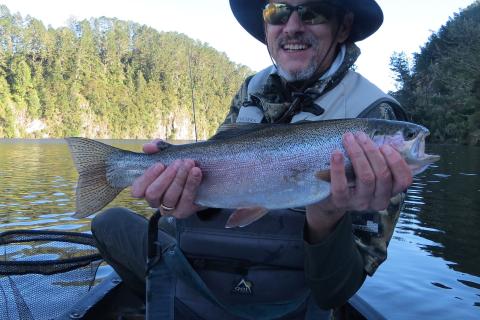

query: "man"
xmin=92 ymin=0 xmax=413 ymax=319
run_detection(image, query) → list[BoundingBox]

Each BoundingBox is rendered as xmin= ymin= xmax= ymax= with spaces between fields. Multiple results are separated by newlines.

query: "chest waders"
xmin=144 ymin=67 xmax=406 ymax=319
xmin=145 ymin=209 xmax=332 ymax=320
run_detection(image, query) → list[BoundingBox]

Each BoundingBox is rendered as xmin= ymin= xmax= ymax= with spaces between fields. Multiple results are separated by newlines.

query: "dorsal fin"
xmin=209 ymin=123 xmax=278 ymax=141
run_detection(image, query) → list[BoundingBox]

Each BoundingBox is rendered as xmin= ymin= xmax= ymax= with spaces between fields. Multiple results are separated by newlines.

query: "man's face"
xmin=265 ymin=0 xmax=351 ymax=82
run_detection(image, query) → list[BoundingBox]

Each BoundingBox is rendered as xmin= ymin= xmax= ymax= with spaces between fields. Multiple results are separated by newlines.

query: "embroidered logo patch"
xmin=231 ymin=278 xmax=253 ymax=295
xmin=354 ymin=220 xmax=379 ymax=233
xmin=351 ymin=212 xmax=383 ymax=238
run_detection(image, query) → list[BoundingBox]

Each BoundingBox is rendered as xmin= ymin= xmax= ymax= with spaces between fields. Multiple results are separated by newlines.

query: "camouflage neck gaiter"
xmin=251 ymin=43 xmax=361 ymax=123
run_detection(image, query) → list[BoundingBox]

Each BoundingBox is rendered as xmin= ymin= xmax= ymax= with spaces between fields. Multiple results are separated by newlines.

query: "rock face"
xmin=13 ymin=110 xmax=202 ymax=140
xmin=25 ymin=120 xmax=46 ymax=134
xmin=154 ymin=113 xmax=197 ymax=141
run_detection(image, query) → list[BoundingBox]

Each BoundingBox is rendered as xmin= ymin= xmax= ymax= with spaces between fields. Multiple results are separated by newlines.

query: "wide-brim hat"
xmin=229 ymin=0 xmax=384 ymax=44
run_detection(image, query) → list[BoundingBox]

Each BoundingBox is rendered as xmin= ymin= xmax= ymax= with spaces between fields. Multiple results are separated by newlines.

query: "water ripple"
xmin=1 ymin=140 xmax=479 ymax=319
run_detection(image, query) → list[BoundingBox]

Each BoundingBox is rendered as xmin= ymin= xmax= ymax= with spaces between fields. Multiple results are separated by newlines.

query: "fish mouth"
xmin=407 ymin=131 xmax=440 ymax=174
xmin=411 ymin=131 xmax=439 ymax=161
xmin=412 ymin=131 xmax=426 ymax=158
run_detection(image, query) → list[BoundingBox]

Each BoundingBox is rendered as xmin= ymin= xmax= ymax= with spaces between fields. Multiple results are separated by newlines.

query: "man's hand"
xmin=131 ymin=140 xmax=203 ymax=218
xmin=306 ymin=132 xmax=413 ymax=243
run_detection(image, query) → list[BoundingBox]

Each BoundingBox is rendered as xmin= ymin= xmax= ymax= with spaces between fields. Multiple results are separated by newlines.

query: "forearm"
xmin=304 ymin=214 xmax=366 ymax=309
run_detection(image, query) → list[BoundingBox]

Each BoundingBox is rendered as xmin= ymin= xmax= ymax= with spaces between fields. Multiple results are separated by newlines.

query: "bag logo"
xmin=231 ymin=278 xmax=253 ymax=295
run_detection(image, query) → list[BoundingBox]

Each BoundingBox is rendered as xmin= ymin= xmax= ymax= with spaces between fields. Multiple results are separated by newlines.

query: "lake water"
xmin=0 ymin=139 xmax=479 ymax=319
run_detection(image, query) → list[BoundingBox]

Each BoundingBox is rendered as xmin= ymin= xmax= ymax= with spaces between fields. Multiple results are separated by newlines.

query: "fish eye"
xmin=404 ymin=128 xmax=417 ymax=140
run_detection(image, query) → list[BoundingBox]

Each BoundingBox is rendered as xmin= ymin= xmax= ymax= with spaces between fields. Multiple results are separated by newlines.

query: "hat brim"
xmin=229 ymin=0 xmax=384 ymax=44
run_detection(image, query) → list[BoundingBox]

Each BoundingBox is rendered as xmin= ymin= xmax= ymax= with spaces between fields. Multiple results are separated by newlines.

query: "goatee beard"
xmin=276 ymin=63 xmax=318 ymax=82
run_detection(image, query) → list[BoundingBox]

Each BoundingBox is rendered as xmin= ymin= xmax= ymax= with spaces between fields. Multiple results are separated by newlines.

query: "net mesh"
xmin=0 ymin=230 xmax=103 ymax=320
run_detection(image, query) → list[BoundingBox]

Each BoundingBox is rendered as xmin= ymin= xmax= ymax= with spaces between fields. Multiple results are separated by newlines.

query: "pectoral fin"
xmin=225 ymin=207 xmax=269 ymax=228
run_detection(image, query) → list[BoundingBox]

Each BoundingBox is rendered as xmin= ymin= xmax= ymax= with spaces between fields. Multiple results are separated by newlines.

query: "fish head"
xmin=369 ymin=120 xmax=440 ymax=175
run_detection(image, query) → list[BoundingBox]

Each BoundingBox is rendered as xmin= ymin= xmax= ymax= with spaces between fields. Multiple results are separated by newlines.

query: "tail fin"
xmin=66 ymin=137 xmax=125 ymax=218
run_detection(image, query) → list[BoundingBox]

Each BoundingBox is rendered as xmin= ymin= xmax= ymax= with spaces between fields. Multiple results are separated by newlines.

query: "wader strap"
xmin=146 ymin=210 xmax=176 ymax=320
xmin=146 ymin=254 xmax=176 ymax=320
xmin=147 ymin=210 xmax=162 ymax=264
xmin=162 ymin=243 xmax=310 ymax=320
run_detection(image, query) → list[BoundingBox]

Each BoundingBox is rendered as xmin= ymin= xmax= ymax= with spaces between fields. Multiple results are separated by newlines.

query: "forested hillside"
xmin=2 ymin=3 xmax=479 ymax=144
xmin=390 ymin=1 xmax=480 ymax=145
xmin=0 ymin=5 xmax=251 ymax=139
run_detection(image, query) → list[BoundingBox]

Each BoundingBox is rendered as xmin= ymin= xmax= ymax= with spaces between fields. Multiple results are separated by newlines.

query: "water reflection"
xmin=359 ymin=144 xmax=480 ymax=319
xmin=407 ymin=145 xmax=480 ymax=278
xmin=1 ymin=139 xmax=479 ymax=318
xmin=0 ymin=139 xmax=154 ymax=234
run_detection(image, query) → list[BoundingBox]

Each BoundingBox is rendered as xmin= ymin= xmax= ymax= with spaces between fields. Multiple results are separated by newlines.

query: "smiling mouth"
xmin=281 ymin=43 xmax=311 ymax=51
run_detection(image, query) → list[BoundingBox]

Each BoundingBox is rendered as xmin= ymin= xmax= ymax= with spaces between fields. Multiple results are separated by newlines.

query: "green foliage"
xmin=0 ymin=73 xmax=15 ymax=137
xmin=390 ymin=1 xmax=480 ymax=145
xmin=0 ymin=6 xmax=252 ymax=139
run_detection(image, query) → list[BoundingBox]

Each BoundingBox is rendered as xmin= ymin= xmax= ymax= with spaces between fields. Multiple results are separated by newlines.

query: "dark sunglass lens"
xmin=263 ymin=4 xmax=292 ymax=25
xmin=299 ymin=4 xmax=333 ymax=24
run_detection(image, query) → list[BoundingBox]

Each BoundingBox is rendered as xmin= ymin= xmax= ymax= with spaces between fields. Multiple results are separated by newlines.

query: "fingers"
xmin=337 ymin=131 xmax=413 ymax=212
xmin=355 ymin=132 xmax=392 ymax=211
xmin=344 ymin=132 xmax=376 ymax=210
xmin=143 ymin=139 xmax=163 ymax=154
xmin=160 ymin=160 xmax=195 ymax=211
xmin=143 ymin=160 xmax=181 ymax=208
xmin=381 ymin=144 xmax=413 ymax=195
xmin=131 ymin=163 xmax=165 ymax=198
xmin=174 ymin=167 xmax=203 ymax=218
xmin=132 ymin=158 xmax=203 ymax=219
xmin=328 ymin=150 xmax=349 ymax=209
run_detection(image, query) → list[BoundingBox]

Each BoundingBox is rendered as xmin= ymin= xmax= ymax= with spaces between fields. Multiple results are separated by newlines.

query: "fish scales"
xmin=106 ymin=123 xmax=336 ymax=209
xmin=66 ymin=118 xmax=440 ymax=226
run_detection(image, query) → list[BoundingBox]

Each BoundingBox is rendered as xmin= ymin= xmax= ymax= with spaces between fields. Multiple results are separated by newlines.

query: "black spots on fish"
xmin=66 ymin=137 xmax=126 ymax=217
xmin=74 ymin=174 xmax=124 ymax=218
xmin=283 ymin=168 xmax=307 ymax=183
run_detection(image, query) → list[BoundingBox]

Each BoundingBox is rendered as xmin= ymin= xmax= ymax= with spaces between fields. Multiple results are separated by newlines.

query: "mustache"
xmin=277 ymin=34 xmax=319 ymax=47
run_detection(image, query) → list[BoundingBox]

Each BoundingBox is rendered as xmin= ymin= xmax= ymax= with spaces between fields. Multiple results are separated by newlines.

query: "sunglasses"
xmin=263 ymin=2 xmax=340 ymax=25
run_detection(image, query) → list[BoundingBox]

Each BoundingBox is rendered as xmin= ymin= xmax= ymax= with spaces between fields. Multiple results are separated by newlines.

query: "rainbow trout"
xmin=66 ymin=119 xmax=439 ymax=227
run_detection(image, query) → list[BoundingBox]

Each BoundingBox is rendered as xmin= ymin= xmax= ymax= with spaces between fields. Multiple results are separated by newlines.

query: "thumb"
xmin=143 ymin=139 xmax=163 ymax=154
